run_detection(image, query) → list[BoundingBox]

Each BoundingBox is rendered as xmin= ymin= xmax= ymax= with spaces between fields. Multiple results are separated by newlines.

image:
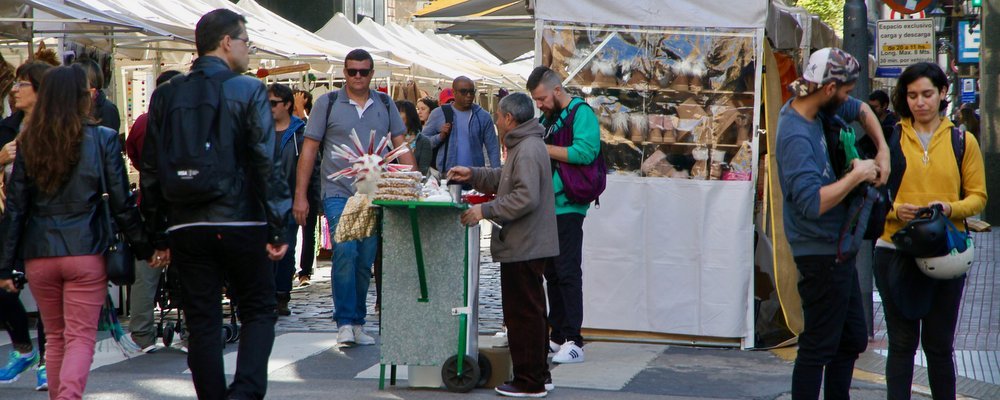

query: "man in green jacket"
xmin=528 ymin=66 xmax=600 ymax=365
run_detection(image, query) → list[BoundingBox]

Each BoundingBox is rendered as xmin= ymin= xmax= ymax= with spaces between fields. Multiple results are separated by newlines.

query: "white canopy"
xmin=315 ymin=13 xmax=482 ymax=81
xmin=235 ymin=0 xmax=406 ymax=68
xmin=535 ymin=0 xmax=769 ymax=29
xmin=65 ymin=0 xmax=399 ymax=67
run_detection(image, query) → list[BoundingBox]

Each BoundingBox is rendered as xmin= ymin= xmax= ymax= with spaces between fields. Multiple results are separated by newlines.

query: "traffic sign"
xmin=961 ymin=79 xmax=976 ymax=104
xmin=957 ymin=20 xmax=981 ymax=64
xmin=876 ymin=19 xmax=936 ymax=68
xmin=883 ymin=0 xmax=933 ymax=14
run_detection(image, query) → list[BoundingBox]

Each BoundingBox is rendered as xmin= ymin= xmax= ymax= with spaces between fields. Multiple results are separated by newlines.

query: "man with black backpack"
xmin=775 ymin=48 xmax=889 ymax=400
xmin=527 ymin=66 xmax=604 ymax=367
xmin=141 ymin=9 xmax=291 ymax=400
xmin=293 ymin=49 xmax=415 ymax=347
xmin=421 ymin=76 xmax=501 ymax=173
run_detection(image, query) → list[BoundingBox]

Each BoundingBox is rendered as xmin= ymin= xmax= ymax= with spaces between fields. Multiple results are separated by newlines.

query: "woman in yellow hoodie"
xmin=874 ymin=62 xmax=987 ymax=400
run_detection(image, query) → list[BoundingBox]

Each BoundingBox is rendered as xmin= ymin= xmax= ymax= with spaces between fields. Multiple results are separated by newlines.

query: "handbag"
xmin=96 ymin=129 xmax=135 ymax=285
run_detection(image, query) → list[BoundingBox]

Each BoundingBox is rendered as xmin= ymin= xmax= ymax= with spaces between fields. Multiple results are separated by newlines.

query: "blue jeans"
xmin=274 ymin=215 xmax=299 ymax=293
xmin=323 ymin=197 xmax=377 ymax=327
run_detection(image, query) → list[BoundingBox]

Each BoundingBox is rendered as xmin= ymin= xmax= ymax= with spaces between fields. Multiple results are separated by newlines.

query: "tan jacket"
xmin=471 ymin=119 xmax=559 ymax=263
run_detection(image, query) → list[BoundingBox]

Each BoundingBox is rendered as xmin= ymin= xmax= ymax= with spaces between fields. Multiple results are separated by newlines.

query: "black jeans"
xmin=170 ymin=226 xmax=277 ymax=400
xmin=297 ymin=208 xmax=318 ymax=278
xmin=502 ymin=258 xmax=551 ymax=392
xmin=545 ymin=213 xmax=585 ymax=346
xmin=0 ymin=290 xmax=45 ymax=358
xmin=874 ymin=248 xmax=965 ymax=400
xmin=791 ymin=255 xmax=868 ymax=400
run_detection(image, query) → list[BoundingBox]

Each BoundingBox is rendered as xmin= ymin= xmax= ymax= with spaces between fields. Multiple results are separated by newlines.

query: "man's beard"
xmin=820 ymin=96 xmax=844 ymax=114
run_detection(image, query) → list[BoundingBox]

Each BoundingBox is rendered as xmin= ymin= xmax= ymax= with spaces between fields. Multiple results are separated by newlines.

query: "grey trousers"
xmin=128 ymin=259 xmax=163 ymax=348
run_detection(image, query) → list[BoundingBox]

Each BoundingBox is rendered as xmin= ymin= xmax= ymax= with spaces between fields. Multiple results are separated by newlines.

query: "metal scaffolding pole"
xmin=982 ymin=1 xmax=999 ymax=223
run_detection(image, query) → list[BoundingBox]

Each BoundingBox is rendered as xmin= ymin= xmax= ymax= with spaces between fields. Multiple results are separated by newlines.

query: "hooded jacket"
xmin=276 ymin=115 xmax=321 ymax=209
xmin=470 ymin=119 xmax=559 ymax=263
xmin=421 ymin=103 xmax=501 ymax=171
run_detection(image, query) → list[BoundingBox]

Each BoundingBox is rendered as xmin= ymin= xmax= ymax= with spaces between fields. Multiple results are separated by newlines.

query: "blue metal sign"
xmin=957 ymin=20 xmax=981 ymax=64
xmin=875 ymin=66 xmax=903 ymax=78
xmin=961 ymin=78 xmax=977 ymax=104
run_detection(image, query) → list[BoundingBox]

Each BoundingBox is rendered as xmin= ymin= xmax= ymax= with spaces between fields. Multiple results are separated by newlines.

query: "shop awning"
xmin=414 ymin=0 xmax=523 ymax=20
xmin=415 ymin=0 xmax=532 ymax=63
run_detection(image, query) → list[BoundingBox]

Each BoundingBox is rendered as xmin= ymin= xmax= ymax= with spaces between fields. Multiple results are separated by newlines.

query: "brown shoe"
xmin=297 ymin=275 xmax=311 ymax=287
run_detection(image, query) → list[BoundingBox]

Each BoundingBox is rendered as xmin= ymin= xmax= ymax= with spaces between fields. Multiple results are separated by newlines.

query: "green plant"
xmin=796 ymin=0 xmax=845 ymax=37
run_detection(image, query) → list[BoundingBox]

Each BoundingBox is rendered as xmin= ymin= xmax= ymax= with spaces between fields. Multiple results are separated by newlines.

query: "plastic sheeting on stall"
xmin=536 ymin=0 xmax=769 ymax=30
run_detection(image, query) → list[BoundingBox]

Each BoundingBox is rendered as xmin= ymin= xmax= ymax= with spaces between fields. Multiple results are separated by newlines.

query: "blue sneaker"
xmin=35 ymin=365 xmax=47 ymax=391
xmin=0 ymin=350 xmax=38 ymax=383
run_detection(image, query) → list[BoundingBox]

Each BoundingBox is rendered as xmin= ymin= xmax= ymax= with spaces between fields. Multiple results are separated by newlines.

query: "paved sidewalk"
xmin=275 ymin=230 xmax=504 ymax=334
xmin=855 ymin=231 xmax=1000 ymax=399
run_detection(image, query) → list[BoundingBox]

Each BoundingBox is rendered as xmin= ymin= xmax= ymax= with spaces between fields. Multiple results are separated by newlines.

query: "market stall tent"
xmin=315 ymin=13 xmax=492 ymax=82
xmin=532 ymin=0 xmax=769 ymax=348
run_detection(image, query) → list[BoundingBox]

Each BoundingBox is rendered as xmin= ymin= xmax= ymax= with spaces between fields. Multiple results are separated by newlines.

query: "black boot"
xmin=276 ymin=292 xmax=291 ymax=316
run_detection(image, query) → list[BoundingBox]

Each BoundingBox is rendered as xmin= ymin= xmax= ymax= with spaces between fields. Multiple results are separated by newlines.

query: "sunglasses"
xmin=456 ymin=88 xmax=476 ymax=96
xmin=346 ymin=68 xmax=372 ymax=77
xmin=269 ymin=99 xmax=286 ymax=107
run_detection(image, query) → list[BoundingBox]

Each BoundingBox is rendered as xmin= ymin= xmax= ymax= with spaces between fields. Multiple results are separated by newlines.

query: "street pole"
xmin=981 ymin=1 xmax=1000 ymax=224
xmin=845 ymin=0 xmax=871 ymax=100
xmin=844 ymin=0 xmax=875 ymax=339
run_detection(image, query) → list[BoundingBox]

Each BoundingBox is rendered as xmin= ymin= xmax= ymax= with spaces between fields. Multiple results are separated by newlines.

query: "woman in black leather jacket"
xmin=0 ymin=64 xmax=152 ymax=400
xmin=0 ymin=61 xmax=51 ymax=390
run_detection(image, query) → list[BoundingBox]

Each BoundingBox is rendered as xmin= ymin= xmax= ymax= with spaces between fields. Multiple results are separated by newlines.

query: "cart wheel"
xmin=163 ymin=322 xmax=175 ymax=348
xmin=227 ymin=324 xmax=241 ymax=343
xmin=477 ymin=354 xmax=492 ymax=388
xmin=223 ymin=324 xmax=235 ymax=345
xmin=441 ymin=355 xmax=480 ymax=393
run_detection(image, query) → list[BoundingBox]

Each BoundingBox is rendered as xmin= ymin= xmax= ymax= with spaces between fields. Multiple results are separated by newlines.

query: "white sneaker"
xmin=353 ymin=326 xmax=375 ymax=345
xmin=337 ymin=325 xmax=356 ymax=346
xmin=548 ymin=340 xmax=560 ymax=354
xmin=544 ymin=377 xmax=555 ymax=391
xmin=551 ymin=341 xmax=583 ymax=364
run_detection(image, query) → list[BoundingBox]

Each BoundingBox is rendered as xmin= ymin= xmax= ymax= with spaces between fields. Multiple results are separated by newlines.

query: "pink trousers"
xmin=26 ymin=255 xmax=107 ymax=400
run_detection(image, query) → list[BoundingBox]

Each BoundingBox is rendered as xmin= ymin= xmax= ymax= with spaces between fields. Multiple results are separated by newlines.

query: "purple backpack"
xmin=547 ymin=101 xmax=607 ymax=205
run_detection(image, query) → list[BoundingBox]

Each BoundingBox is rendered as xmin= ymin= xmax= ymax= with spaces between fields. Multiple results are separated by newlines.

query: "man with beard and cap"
xmin=775 ymin=47 xmax=889 ymax=400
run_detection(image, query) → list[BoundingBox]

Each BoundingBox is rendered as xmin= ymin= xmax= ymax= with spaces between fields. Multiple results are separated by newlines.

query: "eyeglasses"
xmin=269 ymin=99 xmax=286 ymax=107
xmin=346 ymin=68 xmax=372 ymax=77
xmin=456 ymin=88 xmax=476 ymax=96
xmin=231 ymin=35 xmax=257 ymax=55
xmin=12 ymin=81 xmax=31 ymax=90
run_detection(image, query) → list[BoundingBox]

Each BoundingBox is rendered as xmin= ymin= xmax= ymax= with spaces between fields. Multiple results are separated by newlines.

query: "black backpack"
xmin=435 ymin=104 xmax=455 ymax=170
xmin=155 ymin=69 xmax=239 ymax=205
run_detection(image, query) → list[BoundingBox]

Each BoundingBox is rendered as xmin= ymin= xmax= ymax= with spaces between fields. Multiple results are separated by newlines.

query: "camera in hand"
xmin=11 ymin=271 xmax=26 ymax=290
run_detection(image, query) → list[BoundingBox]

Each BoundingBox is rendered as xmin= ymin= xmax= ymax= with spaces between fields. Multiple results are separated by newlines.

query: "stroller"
xmin=154 ymin=265 xmax=241 ymax=347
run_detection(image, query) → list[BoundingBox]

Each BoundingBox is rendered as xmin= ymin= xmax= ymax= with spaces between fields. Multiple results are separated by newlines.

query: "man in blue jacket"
xmin=269 ymin=83 xmax=318 ymax=316
xmin=776 ymin=48 xmax=888 ymax=400
xmin=421 ymin=76 xmax=500 ymax=172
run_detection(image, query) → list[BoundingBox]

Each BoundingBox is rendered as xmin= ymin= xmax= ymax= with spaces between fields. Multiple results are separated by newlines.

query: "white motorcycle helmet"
xmin=914 ymin=237 xmax=974 ymax=280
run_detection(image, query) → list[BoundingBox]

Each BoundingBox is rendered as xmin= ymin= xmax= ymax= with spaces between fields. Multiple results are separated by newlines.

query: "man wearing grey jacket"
xmin=448 ymin=92 xmax=558 ymax=398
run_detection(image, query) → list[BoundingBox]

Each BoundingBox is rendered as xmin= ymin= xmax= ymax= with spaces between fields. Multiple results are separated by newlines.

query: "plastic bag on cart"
xmin=335 ymin=193 xmax=377 ymax=243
